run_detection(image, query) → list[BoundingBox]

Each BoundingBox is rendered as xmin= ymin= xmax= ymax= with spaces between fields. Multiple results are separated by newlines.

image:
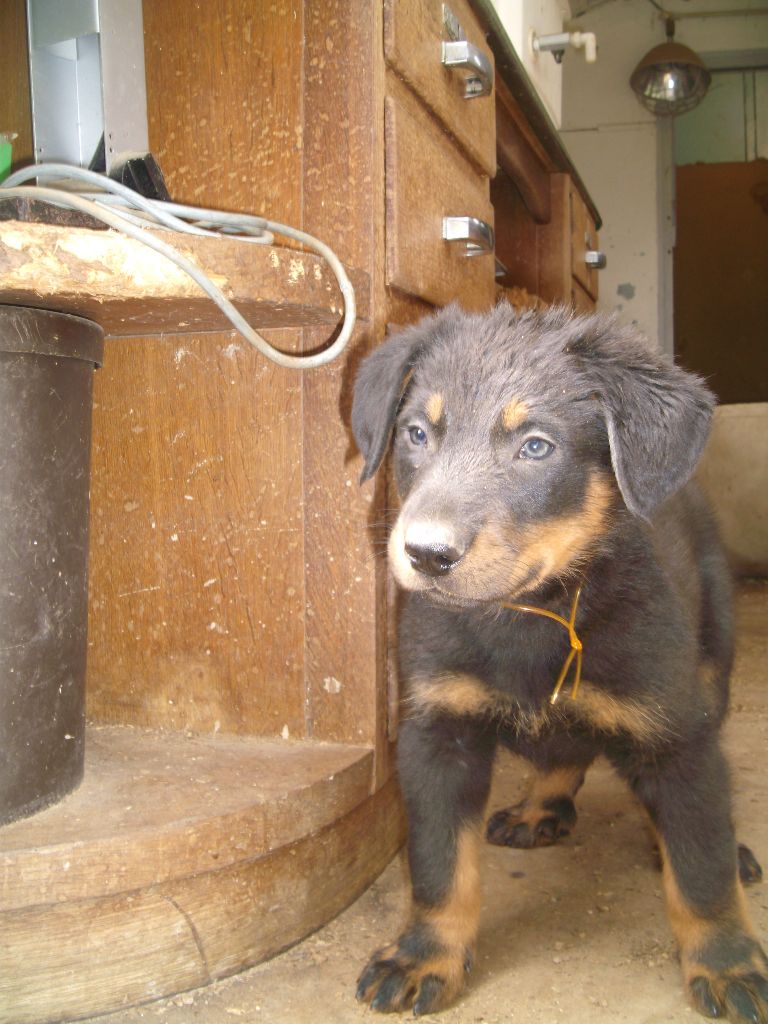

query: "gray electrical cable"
xmin=4 ymin=163 xmax=274 ymax=240
xmin=0 ymin=164 xmax=356 ymax=370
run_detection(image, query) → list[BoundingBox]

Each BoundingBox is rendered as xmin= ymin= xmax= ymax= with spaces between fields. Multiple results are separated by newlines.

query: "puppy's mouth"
xmin=414 ymin=585 xmax=495 ymax=610
xmin=388 ymin=473 xmax=614 ymax=605
xmin=401 ymin=568 xmax=542 ymax=609
xmin=387 ymin=516 xmax=540 ymax=606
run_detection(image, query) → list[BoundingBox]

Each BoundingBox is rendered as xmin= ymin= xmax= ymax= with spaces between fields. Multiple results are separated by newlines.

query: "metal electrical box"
xmin=26 ymin=0 xmax=149 ymax=171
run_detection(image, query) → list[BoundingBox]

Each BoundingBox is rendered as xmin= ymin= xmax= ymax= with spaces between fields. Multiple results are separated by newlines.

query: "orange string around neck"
xmin=499 ymin=583 xmax=584 ymax=705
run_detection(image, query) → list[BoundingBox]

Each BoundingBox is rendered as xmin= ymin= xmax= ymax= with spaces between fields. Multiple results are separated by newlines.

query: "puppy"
xmin=351 ymin=304 xmax=767 ymax=1021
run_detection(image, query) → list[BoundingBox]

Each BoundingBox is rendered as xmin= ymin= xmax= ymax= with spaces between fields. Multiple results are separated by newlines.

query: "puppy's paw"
xmin=356 ymin=931 xmax=470 ymax=1015
xmin=738 ymin=844 xmax=763 ymax=886
xmin=685 ymin=933 xmax=768 ymax=1023
xmin=486 ymin=796 xmax=577 ymax=848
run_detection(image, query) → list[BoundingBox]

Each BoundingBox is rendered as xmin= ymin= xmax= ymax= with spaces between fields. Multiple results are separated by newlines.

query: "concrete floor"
xmin=88 ymin=582 xmax=768 ymax=1024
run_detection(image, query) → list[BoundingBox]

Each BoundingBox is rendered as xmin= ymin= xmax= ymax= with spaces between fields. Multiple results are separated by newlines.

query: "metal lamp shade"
xmin=630 ymin=41 xmax=711 ymax=116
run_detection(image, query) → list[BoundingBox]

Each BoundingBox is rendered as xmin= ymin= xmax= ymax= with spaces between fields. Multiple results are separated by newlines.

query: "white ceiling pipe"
xmin=531 ymin=30 xmax=597 ymax=64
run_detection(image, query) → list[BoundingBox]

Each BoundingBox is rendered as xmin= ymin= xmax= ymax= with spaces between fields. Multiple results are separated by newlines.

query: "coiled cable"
xmin=0 ymin=163 xmax=355 ymax=370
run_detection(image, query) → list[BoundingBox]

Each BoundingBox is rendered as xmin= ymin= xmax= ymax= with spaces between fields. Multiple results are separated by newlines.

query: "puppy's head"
xmin=352 ymin=303 xmax=714 ymax=606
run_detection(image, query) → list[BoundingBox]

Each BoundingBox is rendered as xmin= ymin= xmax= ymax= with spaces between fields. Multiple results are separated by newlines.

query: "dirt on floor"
xmin=87 ymin=583 xmax=768 ymax=1024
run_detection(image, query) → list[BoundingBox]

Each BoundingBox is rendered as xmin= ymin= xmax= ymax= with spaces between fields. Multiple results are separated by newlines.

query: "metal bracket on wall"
xmin=26 ymin=0 xmax=149 ymax=172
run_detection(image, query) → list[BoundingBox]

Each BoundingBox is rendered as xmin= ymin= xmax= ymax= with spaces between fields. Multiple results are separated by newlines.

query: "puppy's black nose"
xmin=404 ymin=541 xmax=462 ymax=577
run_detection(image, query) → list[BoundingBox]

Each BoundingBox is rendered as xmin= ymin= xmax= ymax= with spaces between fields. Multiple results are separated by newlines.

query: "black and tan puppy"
xmin=351 ymin=304 xmax=767 ymax=1022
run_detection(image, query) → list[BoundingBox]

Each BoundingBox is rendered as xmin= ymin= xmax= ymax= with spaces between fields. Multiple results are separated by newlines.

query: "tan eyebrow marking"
xmin=426 ymin=392 xmax=445 ymax=424
xmin=501 ymin=398 xmax=529 ymax=431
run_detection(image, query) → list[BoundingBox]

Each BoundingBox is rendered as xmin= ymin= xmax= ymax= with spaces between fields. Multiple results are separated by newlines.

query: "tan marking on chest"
xmin=407 ymin=671 xmax=670 ymax=746
xmin=568 ymin=682 xmax=671 ymax=743
xmin=407 ymin=674 xmax=510 ymax=719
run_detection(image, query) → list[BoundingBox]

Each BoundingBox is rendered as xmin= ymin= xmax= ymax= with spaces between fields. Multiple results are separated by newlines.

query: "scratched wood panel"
xmin=87 ymin=330 xmax=308 ymax=735
xmin=87 ymin=0 xmax=308 ymax=735
xmin=141 ymin=0 xmax=304 ymax=223
xmin=0 ymin=0 xmax=34 ymax=168
xmin=301 ymin=0 xmax=384 ymax=754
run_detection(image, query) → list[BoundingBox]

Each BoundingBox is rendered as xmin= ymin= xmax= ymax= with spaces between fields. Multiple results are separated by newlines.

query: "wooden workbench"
xmin=0 ymin=0 xmax=600 ymax=1020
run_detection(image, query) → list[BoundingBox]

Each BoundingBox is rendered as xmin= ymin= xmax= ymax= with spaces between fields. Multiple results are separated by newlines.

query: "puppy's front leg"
xmin=357 ymin=714 xmax=496 ymax=1015
xmin=631 ymin=737 xmax=768 ymax=1023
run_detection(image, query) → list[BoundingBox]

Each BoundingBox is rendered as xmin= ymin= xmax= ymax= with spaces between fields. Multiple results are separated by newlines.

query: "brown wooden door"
xmin=674 ymin=161 xmax=768 ymax=403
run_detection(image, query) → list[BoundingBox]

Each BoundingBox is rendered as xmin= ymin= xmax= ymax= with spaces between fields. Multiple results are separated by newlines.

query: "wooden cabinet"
xmin=384 ymin=0 xmax=497 ymax=310
xmin=384 ymin=0 xmax=496 ymax=176
xmin=0 ymin=1 xmax=601 ymax=1020
xmin=487 ymin=21 xmax=603 ymax=313
xmin=494 ymin=170 xmax=602 ymax=312
xmin=570 ymin=182 xmax=601 ymax=309
xmin=385 ymin=76 xmax=496 ymax=309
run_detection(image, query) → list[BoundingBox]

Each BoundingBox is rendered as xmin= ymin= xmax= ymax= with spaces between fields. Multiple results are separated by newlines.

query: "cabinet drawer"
xmin=570 ymin=186 xmax=599 ymax=298
xmin=384 ymin=0 xmax=496 ymax=177
xmin=385 ymin=82 xmax=495 ymax=310
xmin=571 ymin=278 xmax=595 ymax=314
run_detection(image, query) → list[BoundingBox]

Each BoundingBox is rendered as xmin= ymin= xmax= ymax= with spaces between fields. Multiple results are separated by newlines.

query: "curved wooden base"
xmin=0 ymin=727 xmax=405 ymax=1024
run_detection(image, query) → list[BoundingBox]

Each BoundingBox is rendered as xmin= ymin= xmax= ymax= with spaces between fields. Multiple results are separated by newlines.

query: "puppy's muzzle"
xmin=405 ymin=540 xmax=463 ymax=576
xmin=402 ymin=521 xmax=465 ymax=577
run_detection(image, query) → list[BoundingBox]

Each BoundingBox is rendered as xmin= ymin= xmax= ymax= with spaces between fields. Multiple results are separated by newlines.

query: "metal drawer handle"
xmin=443 ymin=216 xmax=495 ymax=256
xmin=441 ymin=40 xmax=493 ymax=99
xmin=585 ymin=250 xmax=607 ymax=269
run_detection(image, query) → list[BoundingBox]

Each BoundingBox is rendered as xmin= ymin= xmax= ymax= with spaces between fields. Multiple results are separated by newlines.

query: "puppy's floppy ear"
xmin=351 ymin=324 xmax=428 ymax=482
xmin=569 ymin=320 xmax=715 ymax=520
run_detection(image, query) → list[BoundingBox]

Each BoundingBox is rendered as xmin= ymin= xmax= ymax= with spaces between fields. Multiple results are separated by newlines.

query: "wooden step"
xmin=0 ymin=726 xmax=405 ymax=1024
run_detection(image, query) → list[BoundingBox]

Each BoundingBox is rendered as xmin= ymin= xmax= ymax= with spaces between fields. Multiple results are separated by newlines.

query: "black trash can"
xmin=0 ymin=306 xmax=103 ymax=825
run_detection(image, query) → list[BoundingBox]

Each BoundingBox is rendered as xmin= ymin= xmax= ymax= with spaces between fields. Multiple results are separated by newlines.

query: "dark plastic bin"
xmin=0 ymin=305 xmax=103 ymax=825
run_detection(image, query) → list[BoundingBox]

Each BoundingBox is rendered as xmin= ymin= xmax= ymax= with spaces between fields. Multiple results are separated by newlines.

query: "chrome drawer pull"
xmin=441 ymin=40 xmax=493 ymax=99
xmin=443 ymin=216 xmax=495 ymax=256
xmin=585 ymin=250 xmax=607 ymax=269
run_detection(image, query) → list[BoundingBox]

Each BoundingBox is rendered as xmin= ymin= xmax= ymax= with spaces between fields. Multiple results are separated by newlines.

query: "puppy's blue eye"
xmin=519 ymin=437 xmax=554 ymax=460
xmin=408 ymin=425 xmax=428 ymax=447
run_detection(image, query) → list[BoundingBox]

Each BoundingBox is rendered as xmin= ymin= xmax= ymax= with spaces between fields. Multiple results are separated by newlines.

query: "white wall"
xmin=563 ymin=121 xmax=663 ymax=343
xmin=559 ymin=0 xmax=768 ymax=349
xmin=490 ymin=0 xmax=571 ymax=126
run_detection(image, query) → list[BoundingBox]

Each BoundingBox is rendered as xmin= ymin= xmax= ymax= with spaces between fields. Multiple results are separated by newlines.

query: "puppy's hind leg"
xmin=486 ymin=761 xmax=590 ymax=849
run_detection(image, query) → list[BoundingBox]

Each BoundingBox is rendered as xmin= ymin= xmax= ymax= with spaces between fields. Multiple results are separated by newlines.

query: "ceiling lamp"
xmin=630 ymin=18 xmax=711 ymax=116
